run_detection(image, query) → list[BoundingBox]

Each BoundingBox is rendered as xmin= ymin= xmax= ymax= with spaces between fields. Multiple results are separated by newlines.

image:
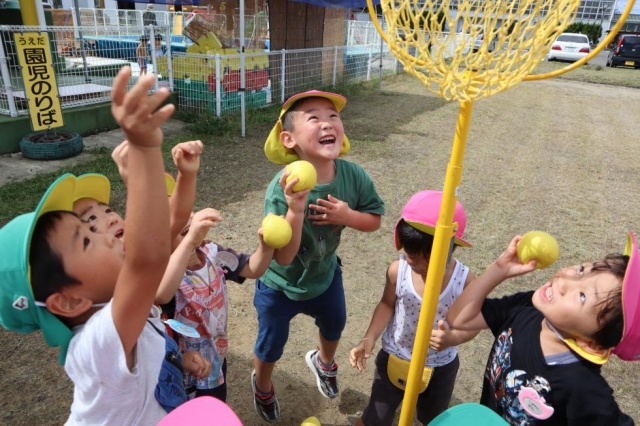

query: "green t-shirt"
xmin=261 ymin=159 xmax=385 ymax=301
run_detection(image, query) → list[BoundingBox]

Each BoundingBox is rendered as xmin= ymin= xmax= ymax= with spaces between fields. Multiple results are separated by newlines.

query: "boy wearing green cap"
xmin=252 ymin=90 xmax=385 ymax=422
xmin=0 ymin=69 xmax=185 ymax=424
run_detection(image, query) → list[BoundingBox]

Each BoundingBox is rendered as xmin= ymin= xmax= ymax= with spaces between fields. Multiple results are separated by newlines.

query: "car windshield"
xmin=623 ymin=37 xmax=640 ymax=47
xmin=557 ymin=35 xmax=588 ymax=43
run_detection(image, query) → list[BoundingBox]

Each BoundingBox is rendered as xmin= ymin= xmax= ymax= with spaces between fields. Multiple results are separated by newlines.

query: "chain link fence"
xmin=0 ymin=21 xmax=398 ymax=134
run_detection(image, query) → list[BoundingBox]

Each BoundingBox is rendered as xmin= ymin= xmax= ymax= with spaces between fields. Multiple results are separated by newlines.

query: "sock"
xmin=255 ymin=382 xmax=274 ymax=399
xmin=315 ymin=352 xmax=337 ymax=371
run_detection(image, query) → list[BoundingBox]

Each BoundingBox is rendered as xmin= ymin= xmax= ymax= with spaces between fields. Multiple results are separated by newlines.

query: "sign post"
xmin=14 ymin=32 xmax=64 ymax=131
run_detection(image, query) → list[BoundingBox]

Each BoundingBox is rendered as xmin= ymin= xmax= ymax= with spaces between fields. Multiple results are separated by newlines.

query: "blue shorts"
xmin=253 ymin=264 xmax=346 ymax=363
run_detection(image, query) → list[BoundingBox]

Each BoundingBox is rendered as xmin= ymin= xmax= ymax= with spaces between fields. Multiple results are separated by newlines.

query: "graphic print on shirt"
xmin=175 ymin=245 xmax=229 ymax=389
xmin=487 ymin=329 xmax=554 ymax=425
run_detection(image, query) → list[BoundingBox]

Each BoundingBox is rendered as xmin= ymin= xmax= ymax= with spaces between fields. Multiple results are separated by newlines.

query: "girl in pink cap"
xmin=349 ymin=190 xmax=479 ymax=426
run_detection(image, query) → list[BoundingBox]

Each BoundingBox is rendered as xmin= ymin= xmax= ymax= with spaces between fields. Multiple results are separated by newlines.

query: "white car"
xmin=547 ymin=33 xmax=590 ymax=62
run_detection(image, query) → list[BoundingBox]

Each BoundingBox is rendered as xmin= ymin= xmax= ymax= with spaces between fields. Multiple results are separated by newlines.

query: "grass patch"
xmin=530 ymin=60 xmax=640 ymax=88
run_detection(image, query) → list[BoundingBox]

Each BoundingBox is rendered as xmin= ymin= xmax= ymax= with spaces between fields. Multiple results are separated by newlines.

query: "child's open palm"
xmin=172 ymin=140 xmax=203 ymax=175
xmin=111 ymin=68 xmax=174 ymax=148
xmin=349 ymin=338 xmax=376 ymax=373
xmin=308 ymin=194 xmax=350 ymax=226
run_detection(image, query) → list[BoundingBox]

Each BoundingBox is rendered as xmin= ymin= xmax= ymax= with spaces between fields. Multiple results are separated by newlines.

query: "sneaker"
xmin=251 ymin=369 xmax=280 ymax=423
xmin=305 ymin=349 xmax=339 ymax=399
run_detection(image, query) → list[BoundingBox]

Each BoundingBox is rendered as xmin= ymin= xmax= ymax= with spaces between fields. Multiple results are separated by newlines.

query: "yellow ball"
xmin=285 ymin=160 xmax=317 ymax=192
xmin=262 ymin=214 xmax=293 ymax=249
xmin=301 ymin=417 xmax=321 ymax=426
xmin=517 ymin=231 xmax=560 ymax=269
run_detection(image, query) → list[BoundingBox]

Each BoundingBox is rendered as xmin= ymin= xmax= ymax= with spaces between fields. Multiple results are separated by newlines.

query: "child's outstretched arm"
xmin=272 ymin=170 xmax=310 ymax=265
xmin=308 ymin=194 xmax=381 ymax=232
xmin=110 ymin=68 xmax=174 ymax=364
xmin=447 ymin=236 xmax=537 ymax=331
xmin=155 ymin=208 xmax=222 ymax=304
xmin=239 ymin=228 xmax=276 ymax=279
xmin=169 ymin=140 xmax=203 ymax=242
xmin=349 ymin=261 xmax=399 ymax=372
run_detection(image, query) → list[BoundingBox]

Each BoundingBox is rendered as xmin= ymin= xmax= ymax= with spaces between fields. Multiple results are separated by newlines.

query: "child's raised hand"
xmin=172 ymin=140 xmax=204 ymax=175
xmin=111 ymin=140 xmax=130 ymax=185
xmin=494 ymin=235 xmax=537 ymax=279
xmin=308 ymin=194 xmax=350 ymax=226
xmin=111 ymin=67 xmax=174 ymax=148
xmin=429 ymin=320 xmax=456 ymax=352
xmin=184 ymin=208 xmax=223 ymax=249
xmin=349 ymin=338 xmax=375 ymax=373
xmin=182 ymin=351 xmax=212 ymax=379
xmin=279 ymin=169 xmax=310 ymax=215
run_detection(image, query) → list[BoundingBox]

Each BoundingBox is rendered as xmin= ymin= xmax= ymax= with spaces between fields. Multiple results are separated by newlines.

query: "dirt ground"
xmin=1 ymin=75 xmax=640 ymax=425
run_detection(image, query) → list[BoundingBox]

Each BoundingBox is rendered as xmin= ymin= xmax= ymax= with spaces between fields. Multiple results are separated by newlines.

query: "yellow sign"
xmin=14 ymin=32 xmax=64 ymax=131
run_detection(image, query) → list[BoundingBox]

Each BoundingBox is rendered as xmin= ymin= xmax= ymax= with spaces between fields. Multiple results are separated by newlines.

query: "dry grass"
xmin=1 ymin=73 xmax=640 ymax=425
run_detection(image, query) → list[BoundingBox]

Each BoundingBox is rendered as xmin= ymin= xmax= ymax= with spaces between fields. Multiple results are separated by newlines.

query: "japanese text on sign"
xmin=14 ymin=32 xmax=64 ymax=131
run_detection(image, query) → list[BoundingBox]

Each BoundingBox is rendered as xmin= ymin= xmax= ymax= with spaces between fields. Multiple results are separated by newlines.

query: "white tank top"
xmin=381 ymin=255 xmax=469 ymax=367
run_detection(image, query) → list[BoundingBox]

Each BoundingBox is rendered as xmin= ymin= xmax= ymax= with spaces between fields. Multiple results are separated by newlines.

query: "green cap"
xmin=0 ymin=173 xmax=98 ymax=365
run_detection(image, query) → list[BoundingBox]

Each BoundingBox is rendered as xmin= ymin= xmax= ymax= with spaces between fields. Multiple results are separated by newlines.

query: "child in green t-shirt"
xmin=251 ymin=90 xmax=385 ymax=423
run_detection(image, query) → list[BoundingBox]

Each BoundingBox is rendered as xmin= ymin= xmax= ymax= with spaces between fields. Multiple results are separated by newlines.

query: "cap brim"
xmin=394 ymin=219 xmax=472 ymax=250
xmin=613 ymin=232 xmax=640 ymax=361
xmin=74 ymin=173 xmax=111 ymax=205
xmin=264 ymin=91 xmax=350 ymax=164
xmin=165 ymin=173 xmax=176 ymax=196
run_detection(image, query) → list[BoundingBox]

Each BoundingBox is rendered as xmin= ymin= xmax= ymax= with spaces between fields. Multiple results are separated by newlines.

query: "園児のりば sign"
xmin=14 ymin=32 xmax=64 ymax=131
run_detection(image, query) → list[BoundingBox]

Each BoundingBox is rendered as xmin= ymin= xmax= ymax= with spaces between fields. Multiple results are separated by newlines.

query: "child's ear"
xmin=46 ymin=292 xmax=93 ymax=318
xmin=574 ymin=337 xmax=610 ymax=358
xmin=280 ymin=130 xmax=296 ymax=150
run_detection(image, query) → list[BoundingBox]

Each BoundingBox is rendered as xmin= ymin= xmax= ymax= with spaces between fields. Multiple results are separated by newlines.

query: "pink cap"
xmin=158 ymin=396 xmax=243 ymax=425
xmin=394 ymin=190 xmax=471 ymax=250
xmin=612 ymin=231 xmax=640 ymax=361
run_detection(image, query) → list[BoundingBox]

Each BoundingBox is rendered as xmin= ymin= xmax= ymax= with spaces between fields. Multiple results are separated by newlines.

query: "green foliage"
xmin=564 ymin=22 xmax=603 ymax=44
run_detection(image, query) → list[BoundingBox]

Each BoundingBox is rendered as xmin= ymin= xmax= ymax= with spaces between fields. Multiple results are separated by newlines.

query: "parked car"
xmin=473 ymin=32 xmax=497 ymax=53
xmin=547 ymin=33 xmax=590 ymax=62
xmin=606 ymin=35 xmax=640 ymax=68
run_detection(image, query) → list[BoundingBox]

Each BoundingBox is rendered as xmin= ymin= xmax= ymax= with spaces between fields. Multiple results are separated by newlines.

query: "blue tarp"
xmin=117 ymin=0 xmax=378 ymax=8
xmin=290 ymin=0 xmax=378 ymax=7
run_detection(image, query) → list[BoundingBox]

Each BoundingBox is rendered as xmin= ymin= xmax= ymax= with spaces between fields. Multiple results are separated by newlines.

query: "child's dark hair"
xmin=591 ymin=253 xmax=628 ymax=349
xmin=396 ymin=219 xmax=434 ymax=259
xmin=281 ymin=97 xmax=324 ymax=131
xmin=30 ymin=211 xmax=80 ymax=304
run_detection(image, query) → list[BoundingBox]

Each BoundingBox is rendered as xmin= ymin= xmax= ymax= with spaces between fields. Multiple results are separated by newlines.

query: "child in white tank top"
xmin=349 ymin=190 xmax=480 ymax=426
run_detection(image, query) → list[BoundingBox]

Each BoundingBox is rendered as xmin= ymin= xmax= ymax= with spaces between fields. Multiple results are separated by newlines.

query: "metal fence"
xmin=0 ymin=23 xmax=398 ymax=132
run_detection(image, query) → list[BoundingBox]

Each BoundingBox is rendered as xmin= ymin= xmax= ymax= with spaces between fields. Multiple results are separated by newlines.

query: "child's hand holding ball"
xmin=517 ymin=231 xmax=559 ymax=269
xmin=285 ymin=160 xmax=317 ymax=192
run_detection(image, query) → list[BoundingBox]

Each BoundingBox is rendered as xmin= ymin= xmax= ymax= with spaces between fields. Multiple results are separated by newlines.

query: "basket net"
xmin=380 ymin=0 xmax=581 ymax=101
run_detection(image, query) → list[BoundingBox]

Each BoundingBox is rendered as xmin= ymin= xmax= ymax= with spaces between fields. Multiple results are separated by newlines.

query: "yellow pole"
xmin=398 ymin=100 xmax=473 ymax=425
xmin=19 ymin=0 xmax=39 ymax=26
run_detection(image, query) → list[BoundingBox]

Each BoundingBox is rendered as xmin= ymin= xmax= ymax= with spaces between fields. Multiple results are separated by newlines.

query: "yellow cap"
xmin=264 ymin=90 xmax=350 ymax=164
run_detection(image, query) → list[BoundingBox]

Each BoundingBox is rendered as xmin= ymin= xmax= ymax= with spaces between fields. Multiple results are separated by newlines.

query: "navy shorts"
xmin=253 ymin=263 xmax=346 ymax=363
xmin=361 ymin=349 xmax=460 ymax=426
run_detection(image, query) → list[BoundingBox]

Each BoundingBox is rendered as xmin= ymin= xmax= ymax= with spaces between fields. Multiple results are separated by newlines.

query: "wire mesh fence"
xmin=0 ymin=25 xmax=174 ymax=117
xmin=0 ymin=22 xmax=398 ymax=132
xmin=172 ymin=44 xmax=398 ymax=116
